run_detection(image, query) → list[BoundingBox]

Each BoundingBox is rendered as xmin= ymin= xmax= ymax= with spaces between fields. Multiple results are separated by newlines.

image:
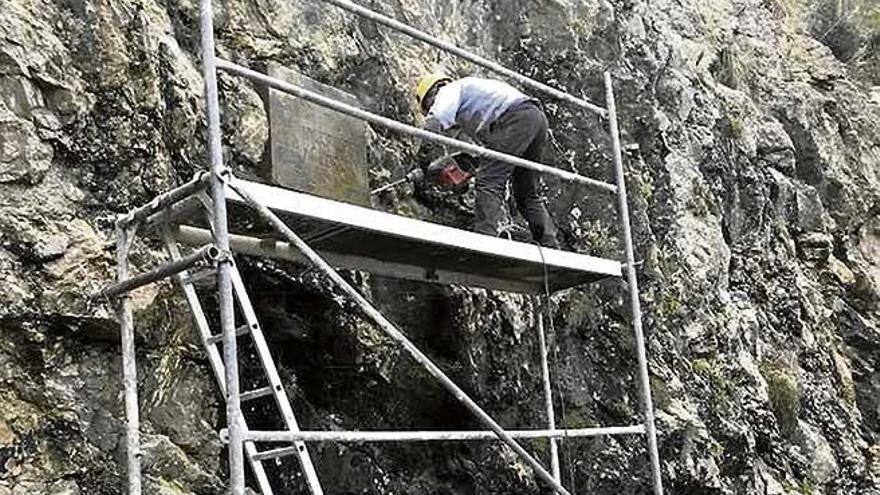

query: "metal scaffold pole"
xmin=98 ymin=244 xmax=220 ymax=299
xmin=604 ymin=72 xmax=664 ymax=495
xmin=537 ymin=308 xmax=561 ymax=482
xmin=116 ymin=222 xmax=141 ymax=495
xmin=199 ymin=0 xmax=244 ymax=492
xmin=240 ymin=426 xmax=645 ymax=445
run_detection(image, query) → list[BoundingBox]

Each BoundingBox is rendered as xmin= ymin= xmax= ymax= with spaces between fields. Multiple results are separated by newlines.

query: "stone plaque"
xmin=267 ymin=64 xmax=369 ymax=206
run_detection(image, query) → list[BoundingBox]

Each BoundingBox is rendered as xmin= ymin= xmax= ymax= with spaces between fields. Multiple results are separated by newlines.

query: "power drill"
xmin=371 ymin=152 xmax=476 ymax=195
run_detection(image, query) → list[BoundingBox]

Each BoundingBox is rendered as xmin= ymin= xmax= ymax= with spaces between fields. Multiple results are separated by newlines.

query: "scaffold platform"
xmin=171 ymin=179 xmax=621 ymax=294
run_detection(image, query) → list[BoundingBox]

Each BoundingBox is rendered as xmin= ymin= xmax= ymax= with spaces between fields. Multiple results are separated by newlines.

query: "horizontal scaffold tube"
xmin=246 ymin=425 xmax=646 ymax=462
xmin=242 ymin=425 xmax=646 ymax=443
xmin=216 ymin=60 xmax=617 ymax=195
xmin=98 ymin=244 xmax=220 ymax=299
xmin=317 ymin=0 xmax=607 ymax=117
xmin=228 ymin=178 xmax=573 ymax=495
xmin=117 ymin=172 xmax=211 ymax=227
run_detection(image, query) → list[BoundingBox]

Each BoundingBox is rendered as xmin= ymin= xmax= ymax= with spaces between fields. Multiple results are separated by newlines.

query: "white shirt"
xmin=427 ymin=77 xmax=530 ymax=138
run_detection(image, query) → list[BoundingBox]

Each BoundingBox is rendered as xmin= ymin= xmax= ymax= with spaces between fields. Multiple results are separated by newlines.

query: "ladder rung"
xmin=251 ymin=444 xmax=305 ymax=463
xmin=206 ymin=324 xmax=251 ymax=345
xmin=240 ymin=385 xmax=276 ymax=402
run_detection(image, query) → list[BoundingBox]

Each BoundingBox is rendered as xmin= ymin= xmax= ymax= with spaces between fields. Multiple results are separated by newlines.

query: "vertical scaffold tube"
xmin=199 ymin=0 xmax=244 ymax=492
xmin=604 ymin=72 xmax=664 ymax=495
xmin=117 ymin=224 xmax=141 ymax=495
xmin=537 ymin=308 xmax=561 ymax=482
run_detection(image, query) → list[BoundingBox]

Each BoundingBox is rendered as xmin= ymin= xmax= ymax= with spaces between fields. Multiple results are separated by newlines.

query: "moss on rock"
xmin=760 ymin=358 xmax=801 ymax=437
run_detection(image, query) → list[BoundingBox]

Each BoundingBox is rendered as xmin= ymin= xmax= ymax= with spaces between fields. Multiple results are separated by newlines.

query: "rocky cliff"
xmin=1 ymin=0 xmax=879 ymax=494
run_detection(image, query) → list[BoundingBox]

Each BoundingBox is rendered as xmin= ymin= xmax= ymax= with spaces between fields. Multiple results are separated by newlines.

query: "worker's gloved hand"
xmin=405 ymin=167 xmax=425 ymax=185
xmin=416 ymin=141 xmax=439 ymax=172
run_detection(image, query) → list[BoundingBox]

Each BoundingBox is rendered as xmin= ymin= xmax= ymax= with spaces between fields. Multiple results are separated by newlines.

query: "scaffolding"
xmin=101 ymin=0 xmax=665 ymax=493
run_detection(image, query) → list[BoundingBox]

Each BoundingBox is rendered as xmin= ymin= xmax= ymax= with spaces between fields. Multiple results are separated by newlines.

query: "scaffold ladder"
xmin=160 ymin=213 xmax=324 ymax=495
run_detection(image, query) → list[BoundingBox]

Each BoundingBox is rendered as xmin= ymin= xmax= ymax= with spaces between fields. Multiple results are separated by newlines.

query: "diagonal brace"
xmin=228 ymin=178 xmax=572 ymax=495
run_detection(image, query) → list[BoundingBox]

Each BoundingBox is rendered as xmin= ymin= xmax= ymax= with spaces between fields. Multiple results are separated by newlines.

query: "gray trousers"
xmin=475 ymin=101 xmax=559 ymax=248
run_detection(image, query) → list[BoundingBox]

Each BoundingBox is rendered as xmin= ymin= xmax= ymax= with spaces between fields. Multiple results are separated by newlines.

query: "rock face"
xmin=1 ymin=0 xmax=879 ymax=494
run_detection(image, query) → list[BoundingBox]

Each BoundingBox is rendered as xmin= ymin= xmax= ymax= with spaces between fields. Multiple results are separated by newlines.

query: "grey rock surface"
xmin=0 ymin=0 xmax=878 ymax=494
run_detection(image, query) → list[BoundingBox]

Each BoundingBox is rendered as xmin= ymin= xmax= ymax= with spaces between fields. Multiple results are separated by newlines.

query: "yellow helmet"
xmin=415 ymin=73 xmax=452 ymax=108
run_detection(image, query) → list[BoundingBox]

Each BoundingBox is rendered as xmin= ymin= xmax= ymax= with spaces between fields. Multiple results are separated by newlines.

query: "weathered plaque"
xmin=267 ymin=64 xmax=369 ymax=206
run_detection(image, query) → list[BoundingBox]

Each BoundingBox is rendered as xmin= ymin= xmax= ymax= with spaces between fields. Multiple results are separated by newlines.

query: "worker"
xmin=415 ymin=74 xmax=560 ymax=249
